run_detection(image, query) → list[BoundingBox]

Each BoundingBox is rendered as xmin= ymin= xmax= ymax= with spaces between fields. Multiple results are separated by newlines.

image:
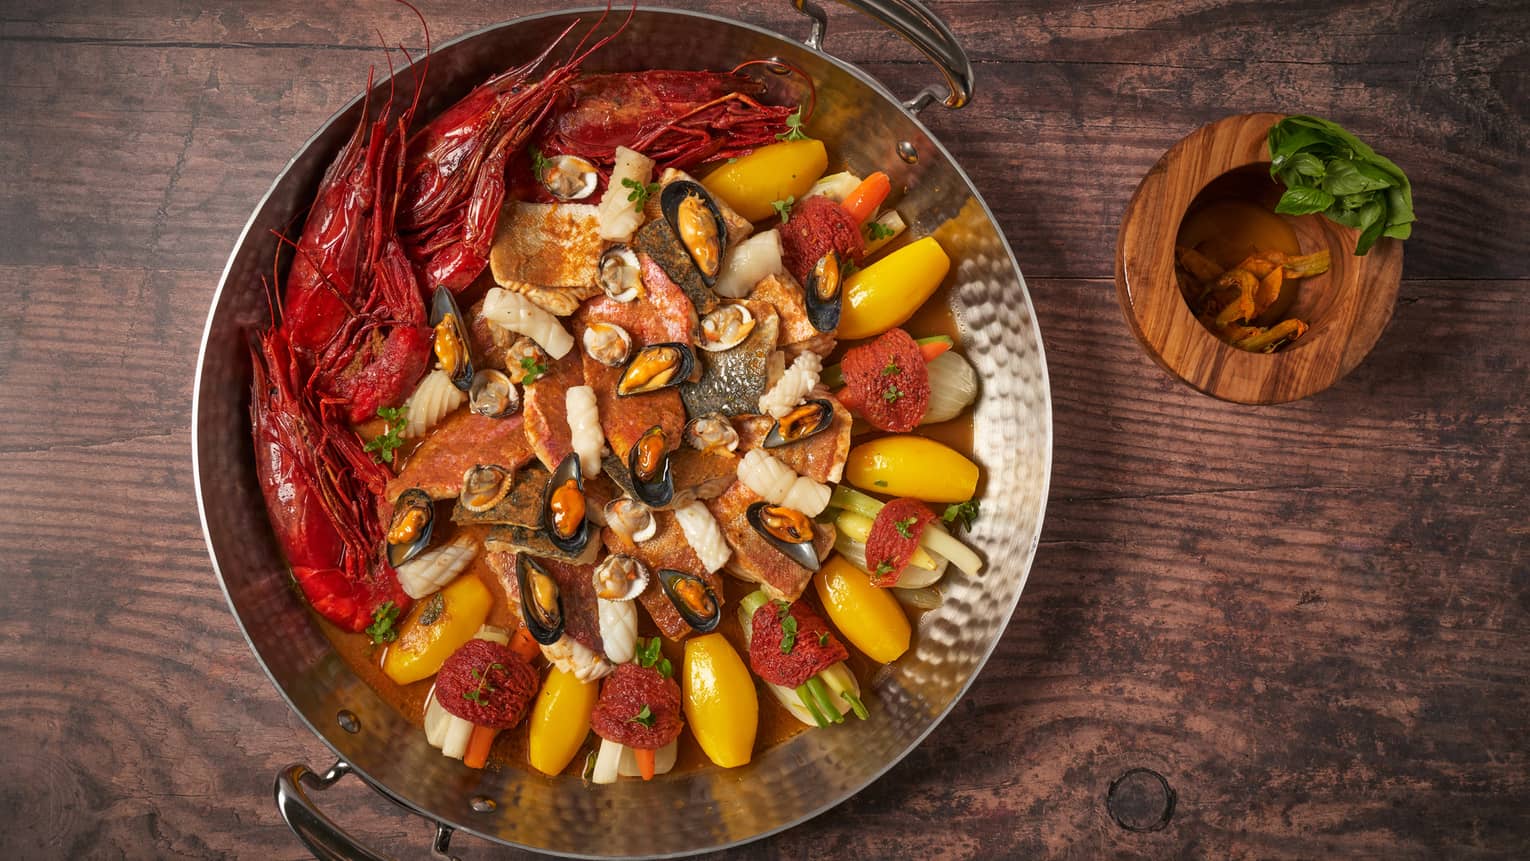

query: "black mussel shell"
xmin=517 ymin=554 xmax=565 ymax=645
xmin=385 ymin=489 xmax=435 ymax=568
xmin=627 ymin=426 xmax=675 ymax=508
xmin=803 ymin=251 xmax=844 ymax=332
xmin=616 ymin=343 xmax=694 ymax=397
xmin=541 ymin=453 xmax=589 ymax=555
xmin=763 ymin=399 xmax=835 ymax=448
xmin=746 ymin=501 xmax=821 ymax=571
xmin=429 ymin=286 xmax=474 ymax=391
xmin=658 ymin=568 xmax=721 ymax=633
xmin=659 ymin=181 xmax=726 ymax=287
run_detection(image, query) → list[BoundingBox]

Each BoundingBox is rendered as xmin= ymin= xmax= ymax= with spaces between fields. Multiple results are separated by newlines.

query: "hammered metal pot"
xmin=192 ymin=2 xmax=1052 ymax=857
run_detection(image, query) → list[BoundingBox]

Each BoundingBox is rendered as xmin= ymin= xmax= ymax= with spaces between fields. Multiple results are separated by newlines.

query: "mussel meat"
xmin=763 ymin=399 xmax=835 ymax=448
xmin=517 ymin=554 xmax=565 ymax=644
xmin=698 ymin=303 xmax=757 ymax=352
xmin=803 ymin=250 xmax=844 ymax=332
xmin=683 ymin=413 xmax=740 ymax=453
xmin=660 ymin=181 xmax=725 ymax=286
xmin=592 ymin=554 xmax=650 ymax=602
xmin=604 ymin=497 xmax=657 ymax=543
xmin=429 ymin=286 xmax=474 ymax=391
xmin=627 ymin=425 xmax=674 ymax=508
xmin=386 ymin=489 xmax=435 ymax=568
xmin=468 ymin=369 xmax=519 ymax=419
xmin=459 ymin=464 xmax=514 ymax=513
xmin=616 ymin=343 xmax=694 ymax=396
xmin=658 ymin=568 xmax=722 ymax=633
xmin=746 ymin=501 xmax=821 ymax=571
xmin=598 ymin=244 xmax=643 ymax=303
xmin=539 ymin=153 xmax=599 ymax=201
xmin=541 ymin=453 xmax=590 ymax=555
xmin=582 ymin=322 xmax=632 ymax=368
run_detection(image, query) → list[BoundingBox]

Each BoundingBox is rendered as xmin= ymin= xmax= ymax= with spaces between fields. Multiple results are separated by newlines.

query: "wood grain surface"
xmin=2 ymin=1 xmax=1527 ymax=858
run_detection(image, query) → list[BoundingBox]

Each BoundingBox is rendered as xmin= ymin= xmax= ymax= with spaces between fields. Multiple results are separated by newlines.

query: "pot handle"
xmin=275 ymin=760 xmax=462 ymax=861
xmin=792 ymin=0 xmax=974 ymax=112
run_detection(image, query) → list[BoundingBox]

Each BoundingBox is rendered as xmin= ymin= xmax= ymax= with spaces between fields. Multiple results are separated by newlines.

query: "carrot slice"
xmin=842 ymin=172 xmax=891 ymax=224
xmin=918 ymin=340 xmax=952 ymax=362
xmin=463 ymin=724 xmax=498 ymax=769
xmin=634 ymin=746 xmax=656 ymax=781
xmin=509 ymin=626 xmax=540 ymax=665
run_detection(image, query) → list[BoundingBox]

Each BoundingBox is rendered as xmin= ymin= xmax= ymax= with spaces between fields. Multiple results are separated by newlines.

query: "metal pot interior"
xmin=193 ymin=7 xmax=1051 ymax=857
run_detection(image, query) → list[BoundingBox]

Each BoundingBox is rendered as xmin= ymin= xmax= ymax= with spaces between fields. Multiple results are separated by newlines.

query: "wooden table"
xmin=4 ymin=1 xmax=1527 ymax=857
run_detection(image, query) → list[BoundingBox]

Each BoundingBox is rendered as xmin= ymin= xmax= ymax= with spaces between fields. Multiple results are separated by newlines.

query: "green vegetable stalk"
xmin=1266 ymin=115 xmax=1414 ymax=255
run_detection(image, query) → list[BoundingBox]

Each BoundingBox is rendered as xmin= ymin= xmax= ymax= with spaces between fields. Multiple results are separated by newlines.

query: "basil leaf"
xmin=1288 ymin=152 xmax=1326 ymax=180
xmin=1274 ymin=186 xmax=1334 ymax=216
xmin=1355 ymin=209 xmax=1387 ymax=256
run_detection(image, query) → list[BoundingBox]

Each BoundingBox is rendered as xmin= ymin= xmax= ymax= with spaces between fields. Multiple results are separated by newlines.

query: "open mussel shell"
xmin=386 ymin=489 xmax=435 ymax=568
xmin=763 ymin=399 xmax=834 ymax=448
xmin=592 ymin=554 xmax=650 ymax=602
xmin=660 ymin=180 xmax=725 ymax=287
xmin=616 ymin=343 xmax=694 ymax=397
xmin=684 ymin=413 xmax=739 ymax=453
xmin=582 ymin=322 xmax=632 ymax=368
xmin=540 ymin=154 xmax=599 ymax=201
xmin=598 ymin=244 xmax=643 ymax=303
xmin=460 ymin=464 xmax=514 ymax=513
xmin=804 ymin=250 xmax=844 ymax=332
xmin=658 ymin=569 xmax=722 ymax=633
xmin=541 ymin=453 xmax=590 ymax=555
xmin=517 ymin=554 xmax=565 ymax=645
xmin=429 ymin=286 xmax=474 ymax=391
xmin=627 ymin=426 xmax=675 ymax=508
xmin=746 ymin=501 xmax=821 ymax=571
xmin=469 ymin=369 xmax=519 ymax=418
xmin=698 ymin=303 xmax=756 ymax=352
xmin=604 ymin=497 xmax=657 ymax=543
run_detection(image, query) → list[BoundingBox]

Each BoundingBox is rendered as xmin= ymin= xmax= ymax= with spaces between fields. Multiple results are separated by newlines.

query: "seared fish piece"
xmin=733 ymin=393 xmax=853 ymax=484
xmin=599 ymin=514 xmax=723 ymax=641
xmin=521 ymin=351 xmax=585 ymax=471
xmin=704 ymin=480 xmax=834 ymax=603
xmin=680 ymin=299 xmax=779 ymax=418
xmin=451 ymin=466 xmax=548 ymax=528
xmin=487 ymin=551 xmax=605 ymax=655
xmin=489 ymin=201 xmax=603 ymax=289
xmin=385 ymin=411 xmax=535 ymax=502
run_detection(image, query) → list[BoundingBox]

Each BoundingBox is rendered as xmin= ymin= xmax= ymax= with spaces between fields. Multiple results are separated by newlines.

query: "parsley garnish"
xmin=622 ymin=176 xmax=659 ymax=205
xmin=636 ymin=636 xmax=672 ymax=679
xmin=530 ymin=147 xmax=552 ymax=181
xmin=883 ymin=383 xmax=904 ymax=404
xmin=418 ymin=592 xmax=445 ymax=626
xmin=817 ymin=631 xmax=830 ymax=647
xmin=365 ymin=601 xmax=400 ymax=645
xmin=629 ymin=704 xmax=655 ymax=728
xmin=779 ymin=611 xmax=798 ymax=655
xmin=881 ymin=358 xmax=901 ymax=377
xmin=865 ymin=220 xmax=896 ymax=241
xmin=363 ymin=405 xmax=408 ymax=465
xmin=942 ymin=499 xmax=980 ymax=534
xmin=894 ymin=516 xmax=919 ymax=539
xmin=775 ymin=105 xmax=809 ymax=141
xmin=519 ymin=355 xmax=548 ymax=384
xmin=771 ymin=195 xmax=795 ymax=224
xmin=463 ymin=662 xmax=507 ymax=705
xmin=873 ymin=480 xmax=889 ymax=488
xmin=874 ymin=559 xmax=895 ymax=578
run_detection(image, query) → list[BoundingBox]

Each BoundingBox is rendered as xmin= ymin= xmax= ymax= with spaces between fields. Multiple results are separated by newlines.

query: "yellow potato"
xmin=527 ymin=667 xmax=599 ymax=776
xmin=682 ymin=633 xmax=758 ymax=768
xmin=814 ymin=556 xmax=911 ymax=664
xmin=702 ymin=139 xmax=828 ymax=222
xmin=839 ymin=236 xmax=951 ymax=340
xmin=380 ymin=575 xmax=491 ymax=686
xmin=845 ymin=435 xmax=979 ymax=503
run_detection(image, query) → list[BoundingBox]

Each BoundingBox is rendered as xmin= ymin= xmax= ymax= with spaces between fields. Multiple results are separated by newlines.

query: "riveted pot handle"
xmin=275 ymin=760 xmax=461 ymax=861
xmin=792 ymin=0 xmax=975 ymax=111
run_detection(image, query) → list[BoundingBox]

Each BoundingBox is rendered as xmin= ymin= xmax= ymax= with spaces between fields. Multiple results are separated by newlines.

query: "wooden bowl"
xmin=1115 ymin=112 xmax=1404 ymax=404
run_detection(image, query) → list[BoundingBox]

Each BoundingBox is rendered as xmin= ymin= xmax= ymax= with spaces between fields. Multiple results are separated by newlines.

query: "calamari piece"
xmin=758 ymin=351 xmax=821 ymax=418
xmin=521 ymin=352 xmax=585 ymax=471
xmin=735 ymin=448 xmax=831 ymax=516
xmin=734 ymin=394 xmax=852 ymax=483
xmin=489 ymin=201 xmax=603 ymax=289
xmin=482 ymin=287 xmax=574 ymax=359
xmin=498 ymin=277 xmax=602 ymax=318
xmin=394 ymin=533 xmax=478 ymax=600
xmin=680 ymin=300 xmax=779 ymax=418
xmin=542 ymin=634 xmax=615 ymax=683
xmin=566 ymin=384 xmax=604 ymax=477
xmin=600 ymin=514 xmax=722 ymax=641
xmin=597 ymin=146 xmax=655 ymax=242
xmin=401 ymin=368 xmax=466 ymax=439
xmin=673 ymin=500 xmax=731 ymax=573
xmin=386 ymin=411 xmax=535 ymax=502
xmin=705 ymin=481 xmax=834 ymax=603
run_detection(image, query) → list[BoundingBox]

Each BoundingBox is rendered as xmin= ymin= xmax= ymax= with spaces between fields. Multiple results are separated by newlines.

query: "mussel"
xmin=616 ymin=343 xmax=694 ymax=396
xmin=803 ymin=250 xmax=844 ymax=332
xmin=698 ymin=303 xmax=757 ymax=352
xmin=539 ymin=153 xmax=599 ymax=201
xmin=763 ymin=399 xmax=835 ymax=448
xmin=386 ymin=489 xmax=435 ymax=568
xmin=541 ymin=453 xmax=590 ymax=555
xmin=582 ymin=322 xmax=632 ymax=368
xmin=658 ymin=568 xmax=722 ymax=633
xmin=598 ymin=244 xmax=643 ymax=303
xmin=592 ymin=554 xmax=650 ymax=602
xmin=429 ymin=286 xmax=474 ymax=391
xmin=604 ymin=497 xmax=657 ymax=543
xmin=468 ymin=369 xmax=519 ymax=419
xmin=627 ymin=425 xmax=674 ymax=508
xmin=517 ymin=554 xmax=565 ymax=644
xmin=746 ymin=501 xmax=821 ymax=571
xmin=684 ymin=413 xmax=740 ymax=453
xmin=660 ymin=181 xmax=726 ymax=286
xmin=460 ymin=464 xmax=514 ymax=513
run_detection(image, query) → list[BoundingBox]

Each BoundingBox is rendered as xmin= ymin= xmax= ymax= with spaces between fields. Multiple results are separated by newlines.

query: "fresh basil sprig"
xmin=1266 ymin=115 xmax=1414 ymax=256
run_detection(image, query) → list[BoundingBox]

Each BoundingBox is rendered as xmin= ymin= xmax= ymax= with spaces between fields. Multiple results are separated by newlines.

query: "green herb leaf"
xmin=775 ymin=105 xmax=809 ymax=141
xmin=531 ymin=148 xmax=552 ymax=181
xmin=771 ymin=195 xmax=795 ymax=224
xmin=629 ymin=704 xmax=655 ymax=728
xmin=779 ymin=612 xmax=798 ymax=655
xmin=365 ymin=601 xmax=401 ymax=645
xmin=817 ymin=631 xmax=830 ymax=647
xmin=364 ymin=406 xmax=408 ymax=465
xmin=874 ymin=559 xmax=895 ymax=577
xmin=519 ymin=355 xmax=548 ymax=384
xmin=883 ymin=383 xmax=903 ymax=404
xmin=1265 ymin=115 xmax=1413 ymax=256
xmin=622 ymin=176 xmax=660 ymax=205
xmin=942 ymin=499 xmax=980 ymax=534
xmin=1274 ymin=186 xmax=1335 ymax=216
xmin=866 ymin=220 xmax=896 ymax=241
xmin=873 ymin=480 xmax=889 ymax=488
xmin=658 ymin=657 xmax=673 ymax=680
xmin=418 ymin=592 xmax=445 ymax=626
xmin=636 ymin=636 xmax=663 ymax=669
xmin=894 ymin=516 xmax=919 ymax=539
xmin=1287 ymin=152 xmax=1326 ymax=180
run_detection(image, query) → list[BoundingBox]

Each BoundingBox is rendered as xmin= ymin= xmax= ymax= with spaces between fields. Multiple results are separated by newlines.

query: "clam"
xmin=658 ymin=569 xmax=722 ymax=633
xmin=684 ymin=413 xmax=740 ymax=453
xmin=604 ymin=497 xmax=657 ymax=543
xmin=698 ymin=304 xmax=756 ymax=352
xmin=460 ymin=464 xmax=513 ymax=513
xmin=539 ymin=153 xmax=599 ymax=201
xmin=592 ymin=554 xmax=650 ymax=602
xmin=517 ymin=554 xmax=565 ymax=645
xmin=763 ymin=399 xmax=834 ymax=448
xmin=429 ymin=287 xmax=474 ymax=391
xmin=582 ymin=322 xmax=632 ymax=368
xmin=598 ymin=244 xmax=643 ymax=303
xmin=627 ymin=425 xmax=674 ymax=508
xmin=385 ymin=489 xmax=435 ymax=568
xmin=660 ymin=181 xmax=725 ymax=286
xmin=468 ymin=369 xmax=519 ymax=419
xmin=541 ymin=453 xmax=590 ymax=555
xmin=616 ymin=343 xmax=694 ymax=396
xmin=746 ymin=502 xmax=820 ymax=571
xmin=804 ymin=250 xmax=844 ymax=332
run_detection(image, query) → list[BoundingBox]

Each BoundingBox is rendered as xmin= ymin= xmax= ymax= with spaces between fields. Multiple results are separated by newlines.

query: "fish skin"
xmin=386 ymin=410 xmax=535 ymax=502
xmin=680 ymin=299 xmax=779 ymax=417
xmin=633 ymin=217 xmax=719 ymax=315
